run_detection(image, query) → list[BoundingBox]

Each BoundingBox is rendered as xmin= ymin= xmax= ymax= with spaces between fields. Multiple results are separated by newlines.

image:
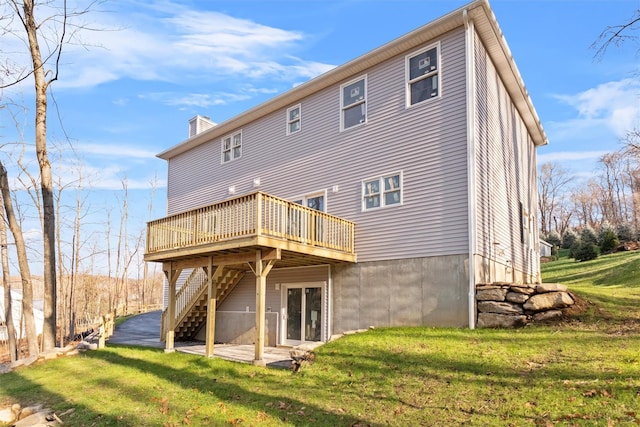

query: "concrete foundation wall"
xmin=332 ymin=254 xmax=470 ymax=332
xmin=194 ymin=311 xmax=278 ymax=346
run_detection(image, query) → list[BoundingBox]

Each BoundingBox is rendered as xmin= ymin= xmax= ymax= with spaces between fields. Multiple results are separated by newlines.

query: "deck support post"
xmin=164 ymin=266 xmax=180 ymax=353
xmin=205 ymin=260 xmax=224 ymax=358
xmin=253 ymin=250 xmax=274 ymax=366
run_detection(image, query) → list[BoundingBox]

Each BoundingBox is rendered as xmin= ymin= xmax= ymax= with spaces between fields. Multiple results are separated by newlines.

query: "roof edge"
xmin=158 ymin=0 xmax=547 ymax=160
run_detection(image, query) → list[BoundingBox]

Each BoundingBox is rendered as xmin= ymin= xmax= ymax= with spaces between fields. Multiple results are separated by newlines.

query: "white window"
xmin=406 ymin=44 xmax=440 ymax=106
xmin=362 ymin=172 xmax=402 ymax=211
xmin=292 ymin=191 xmax=326 ymax=212
xmin=520 ymin=203 xmax=532 ymax=247
xmin=287 ymin=104 xmax=301 ymax=135
xmin=340 ymin=76 xmax=367 ymax=131
xmin=221 ymin=131 xmax=242 ymax=163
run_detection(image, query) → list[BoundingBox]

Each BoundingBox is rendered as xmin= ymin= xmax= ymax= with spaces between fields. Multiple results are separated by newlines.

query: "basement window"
xmin=406 ymin=43 xmax=440 ymax=106
xmin=221 ymin=131 xmax=242 ymax=163
xmin=362 ymin=172 xmax=402 ymax=211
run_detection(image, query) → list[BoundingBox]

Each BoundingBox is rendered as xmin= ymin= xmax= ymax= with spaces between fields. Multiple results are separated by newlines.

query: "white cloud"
xmin=75 ymin=143 xmax=158 ymax=159
xmin=15 ymin=1 xmax=336 ymax=90
xmin=140 ymin=92 xmax=250 ymax=108
xmin=138 ymin=85 xmax=287 ymax=108
xmin=22 ymin=228 xmax=42 ymax=243
xmin=54 ymin=159 xmax=166 ymax=191
xmin=551 ymin=78 xmax=640 ymax=138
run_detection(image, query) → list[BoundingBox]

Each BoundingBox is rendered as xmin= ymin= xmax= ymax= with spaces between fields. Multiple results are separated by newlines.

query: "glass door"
xmin=288 ymin=192 xmax=325 ymax=243
xmin=304 ymin=194 xmax=324 ymax=244
xmin=283 ymin=284 xmax=324 ymax=345
xmin=304 ymin=287 xmax=322 ymax=341
xmin=286 ymin=288 xmax=302 ymax=341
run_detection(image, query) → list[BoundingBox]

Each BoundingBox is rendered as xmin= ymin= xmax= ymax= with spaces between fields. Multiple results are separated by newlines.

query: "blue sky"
xmin=1 ymin=0 xmax=639 ymax=275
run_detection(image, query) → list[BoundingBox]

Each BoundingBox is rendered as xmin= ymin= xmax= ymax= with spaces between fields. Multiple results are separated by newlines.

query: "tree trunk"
xmin=21 ymin=0 xmax=57 ymax=351
xmin=0 ymin=161 xmax=39 ymax=357
xmin=0 ymin=190 xmax=19 ymax=363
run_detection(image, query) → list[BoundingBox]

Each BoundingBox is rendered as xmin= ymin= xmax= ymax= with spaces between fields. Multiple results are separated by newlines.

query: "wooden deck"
xmin=144 ymin=191 xmax=356 ymax=267
xmin=144 ymin=192 xmax=356 ymax=365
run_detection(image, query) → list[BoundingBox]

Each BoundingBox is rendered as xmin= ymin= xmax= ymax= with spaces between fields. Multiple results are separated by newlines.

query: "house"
xmin=540 ymin=240 xmax=553 ymax=258
xmin=144 ymin=0 xmax=547 ymax=365
xmin=0 ymin=288 xmax=45 ymax=340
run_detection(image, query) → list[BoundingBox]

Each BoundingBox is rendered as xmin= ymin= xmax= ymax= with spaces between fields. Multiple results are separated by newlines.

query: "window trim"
xmin=405 ymin=42 xmax=441 ymax=108
xmin=340 ymin=75 xmax=367 ymax=132
xmin=286 ymin=104 xmax=301 ymax=135
xmin=221 ymin=130 xmax=242 ymax=164
xmin=362 ymin=171 xmax=403 ymax=212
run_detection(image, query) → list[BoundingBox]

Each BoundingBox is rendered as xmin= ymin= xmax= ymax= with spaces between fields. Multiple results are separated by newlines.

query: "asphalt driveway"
xmin=108 ymin=310 xmax=164 ymax=348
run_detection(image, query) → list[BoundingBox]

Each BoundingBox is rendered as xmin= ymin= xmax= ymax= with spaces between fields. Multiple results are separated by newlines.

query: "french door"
xmin=288 ymin=192 xmax=325 ymax=244
xmin=282 ymin=283 xmax=325 ymax=345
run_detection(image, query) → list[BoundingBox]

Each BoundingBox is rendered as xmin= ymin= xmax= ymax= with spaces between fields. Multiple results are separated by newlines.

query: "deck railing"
xmin=146 ymin=192 xmax=355 ymax=256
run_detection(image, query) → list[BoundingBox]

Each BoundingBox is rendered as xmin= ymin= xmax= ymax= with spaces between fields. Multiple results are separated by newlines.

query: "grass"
xmin=1 ymin=252 xmax=639 ymax=426
xmin=542 ymin=250 xmax=640 ymax=325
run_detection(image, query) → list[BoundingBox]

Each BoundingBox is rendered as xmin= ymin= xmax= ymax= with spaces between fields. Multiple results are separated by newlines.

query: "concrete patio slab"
xmin=108 ymin=310 xmax=294 ymax=367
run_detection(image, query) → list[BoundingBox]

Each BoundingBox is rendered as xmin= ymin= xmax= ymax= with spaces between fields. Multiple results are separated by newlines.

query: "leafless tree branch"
xmin=592 ymin=9 xmax=640 ymax=61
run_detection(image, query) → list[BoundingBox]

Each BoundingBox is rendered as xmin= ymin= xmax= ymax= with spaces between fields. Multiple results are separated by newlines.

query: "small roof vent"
xmin=188 ymin=115 xmax=216 ymax=137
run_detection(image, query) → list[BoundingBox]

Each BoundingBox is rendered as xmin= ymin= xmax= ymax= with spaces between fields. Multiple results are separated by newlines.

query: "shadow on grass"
xmin=84 ymin=345 xmax=362 ymax=426
xmin=542 ymin=251 xmax=640 ymax=287
xmin=0 ymin=369 xmax=143 ymax=426
xmin=571 ymin=289 xmax=640 ymax=325
xmin=312 ymin=328 xmax=640 ymax=424
xmin=318 ymin=327 xmax=640 ymax=386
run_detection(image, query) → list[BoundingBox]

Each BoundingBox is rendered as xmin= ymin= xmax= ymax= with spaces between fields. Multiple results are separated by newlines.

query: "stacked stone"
xmin=476 ymin=283 xmax=574 ymax=328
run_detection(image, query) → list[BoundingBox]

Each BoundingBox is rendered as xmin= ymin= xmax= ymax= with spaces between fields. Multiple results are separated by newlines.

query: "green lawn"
xmin=542 ymin=250 xmax=640 ymax=326
xmin=1 ymin=251 xmax=639 ymax=426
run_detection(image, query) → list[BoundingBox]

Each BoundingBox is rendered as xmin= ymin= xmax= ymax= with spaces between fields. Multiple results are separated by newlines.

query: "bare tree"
xmin=0 ymin=160 xmax=38 ymax=357
xmin=105 ymin=208 xmax=114 ymax=311
xmin=538 ymin=163 xmax=573 ymax=236
xmin=593 ymin=8 xmax=640 ymax=60
xmin=141 ymin=174 xmax=158 ymax=306
xmin=0 ymin=185 xmax=19 ymax=362
xmin=597 ymin=151 xmax=638 ymax=228
xmin=626 ymin=130 xmax=640 ymax=154
xmin=572 ymin=180 xmax=601 ymax=230
xmin=2 ymin=0 xmax=100 ymax=351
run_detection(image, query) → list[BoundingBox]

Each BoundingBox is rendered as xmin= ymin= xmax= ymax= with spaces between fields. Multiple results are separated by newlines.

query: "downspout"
xmin=464 ymin=9 xmax=477 ymax=329
xmin=327 ymin=264 xmax=332 ymax=342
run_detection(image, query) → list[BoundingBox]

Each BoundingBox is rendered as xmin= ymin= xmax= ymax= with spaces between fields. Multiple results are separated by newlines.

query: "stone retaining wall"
xmin=476 ymin=283 xmax=574 ymax=328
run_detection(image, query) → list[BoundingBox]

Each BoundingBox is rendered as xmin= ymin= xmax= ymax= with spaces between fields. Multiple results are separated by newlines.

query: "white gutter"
xmin=464 ymin=9 xmax=477 ymax=330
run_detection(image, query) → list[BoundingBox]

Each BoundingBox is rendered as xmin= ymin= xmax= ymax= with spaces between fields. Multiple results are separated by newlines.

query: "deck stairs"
xmin=162 ymin=267 xmax=245 ymax=341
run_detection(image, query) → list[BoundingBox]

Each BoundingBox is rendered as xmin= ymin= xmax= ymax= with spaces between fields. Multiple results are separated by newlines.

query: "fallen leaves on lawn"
xmin=582 ymin=389 xmax=613 ymax=398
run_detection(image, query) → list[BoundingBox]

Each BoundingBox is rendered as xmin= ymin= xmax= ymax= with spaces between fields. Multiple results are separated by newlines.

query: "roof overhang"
xmin=158 ymin=0 xmax=547 ymax=160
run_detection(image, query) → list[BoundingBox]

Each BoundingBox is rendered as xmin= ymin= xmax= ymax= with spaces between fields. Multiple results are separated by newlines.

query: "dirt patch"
xmin=562 ymin=292 xmax=591 ymax=318
xmin=558 ymin=292 xmax=640 ymax=335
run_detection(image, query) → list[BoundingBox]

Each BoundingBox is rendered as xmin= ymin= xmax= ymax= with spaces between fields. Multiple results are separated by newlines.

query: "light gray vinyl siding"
xmin=217 ymin=266 xmax=329 ymax=313
xmin=473 ymin=31 xmax=539 ymax=278
xmin=163 ymin=269 xmax=192 ymax=309
xmin=166 ymin=27 xmax=469 ymax=262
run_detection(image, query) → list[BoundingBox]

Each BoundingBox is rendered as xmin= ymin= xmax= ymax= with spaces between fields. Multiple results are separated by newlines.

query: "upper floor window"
xmin=221 ymin=131 xmax=242 ymax=163
xmin=287 ymin=104 xmax=301 ymax=135
xmin=362 ymin=172 xmax=402 ymax=211
xmin=406 ymin=44 xmax=440 ymax=106
xmin=340 ymin=76 xmax=367 ymax=131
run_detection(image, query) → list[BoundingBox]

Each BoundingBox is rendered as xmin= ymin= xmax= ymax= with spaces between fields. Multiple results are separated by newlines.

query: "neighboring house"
xmin=0 ymin=288 xmax=45 ymax=340
xmin=540 ymin=240 xmax=553 ymax=258
xmin=144 ymin=0 xmax=547 ymax=365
